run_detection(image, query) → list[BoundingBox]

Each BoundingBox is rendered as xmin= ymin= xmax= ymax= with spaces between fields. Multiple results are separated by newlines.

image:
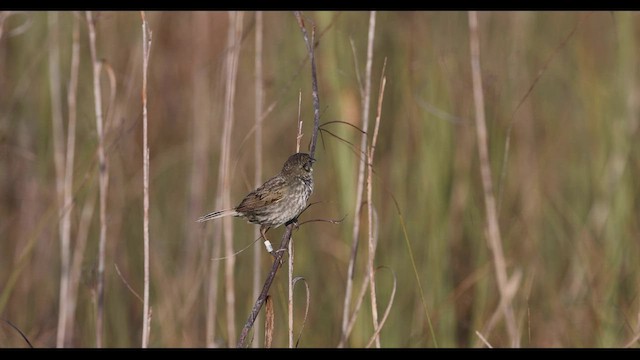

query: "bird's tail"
xmin=196 ymin=209 xmax=239 ymax=223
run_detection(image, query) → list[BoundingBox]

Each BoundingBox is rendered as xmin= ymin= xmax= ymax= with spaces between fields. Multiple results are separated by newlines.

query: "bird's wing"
xmin=235 ymin=175 xmax=287 ymax=212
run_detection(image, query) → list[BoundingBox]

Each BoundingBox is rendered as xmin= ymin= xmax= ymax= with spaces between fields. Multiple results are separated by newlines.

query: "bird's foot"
xmin=286 ymin=217 xmax=300 ymax=231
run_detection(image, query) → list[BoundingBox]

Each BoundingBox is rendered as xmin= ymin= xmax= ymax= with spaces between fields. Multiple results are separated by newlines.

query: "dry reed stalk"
xmin=288 ymin=91 xmax=304 ymax=348
xmin=475 ymin=331 xmax=493 ymax=348
xmin=140 ymin=11 xmax=152 ymax=348
xmin=264 ymin=296 xmax=274 ymax=348
xmin=67 ymin=194 xmax=95 ymax=344
xmin=365 ymin=61 xmax=385 ymax=348
xmin=294 ymin=12 xmax=320 ymax=158
xmin=341 ymin=10 xmax=376 ymax=345
xmin=86 ymin=11 xmax=109 ymax=348
xmin=61 ymin=12 xmax=81 ymax=346
xmin=185 ymin=12 xmax=215 ymax=346
xmin=203 ymin=11 xmax=245 ymax=347
xmin=287 ymin=227 xmax=295 ymax=348
xmin=222 ymin=11 xmax=244 ymax=347
xmin=206 ymin=219 xmax=222 ymax=345
xmin=364 ymin=269 xmax=395 ymax=348
xmin=47 ymin=11 xmax=69 ymax=349
xmin=252 ymin=10 xmax=264 ymax=349
xmin=467 ymin=11 xmax=519 ymax=347
xmin=186 ymin=13 xmax=211 ymax=265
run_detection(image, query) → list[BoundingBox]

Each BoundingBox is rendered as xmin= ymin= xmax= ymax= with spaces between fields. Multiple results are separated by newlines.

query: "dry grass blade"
xmin=365 ymin=266 xmax=397 ymax=348
xmin=211 ymin=235 xmax=263 ymax=261
xmin=320 ymin=120 xmax=366 ymax=134
xmin=292 ymin=277 xmax=311 ymax=348
xmin=318 ymin=128 xmax=364 ymax=158
xmin=66 ymin=188 xmax=95 ymax=345
xmin=48 ymin=11 xmax=70 ymax=349
xmin=264 ymin=296 xmax=274 ymax=348
xmin=1 ymin=318 xmax=33 ymax=348
xmin=366 ymin=55 xmax=386 ymax=348
xmin=349 ymin=37 xmax=364 ymax=99
xmin=61 ymin=12 xmax=81 ymax=347
xmin=340 ymin=267 xmax=371 ymax=346
xmin=625 ymin=331 xmax=640 ymax=348
xmin=339 ymin=206 xmax=380 ymax=347
xmin=185 ymin=12 xmax=211 ymax=273
xmin=114 ymin=263 xmax=143 ymax=303
xmin=497 ymin=14 xmax=586 ymax=212
xmin=390 ymin=193 xmax=438 ymax=347
xmin=415 ymin=96 xmax=468 ymax=124
xmin=475 ymin=331 xmax=493 ymax=348
xmin=297 ymin=90 xmax=304 ymax=152
xmin=101 ymin=63 xmax=117 ymax=132
xmin=0 ymin=11 xmax=33 ymax=40
xmin=468 ymin=11 xmax=519 ymax=347
xmin=207 ymin=11 xmax=244 ymax=348
xmin=223 ymin=11 xmax=244 ymax=347
xmin=340 ymin=265 xmax=393 ymax=347
xmin=288 ymin=89 xmax=304 ymax=348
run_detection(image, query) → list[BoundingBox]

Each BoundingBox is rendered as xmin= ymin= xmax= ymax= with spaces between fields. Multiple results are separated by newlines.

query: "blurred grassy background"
xmin=1 ymin=11 xmax=640 ymax=348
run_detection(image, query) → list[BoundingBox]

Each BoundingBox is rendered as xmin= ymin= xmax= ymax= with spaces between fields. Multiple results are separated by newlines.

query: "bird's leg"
xmin=260 ymin=225 xmax=274 ymax=254
xmin=270 ymin=219 xmax=299 ymax=260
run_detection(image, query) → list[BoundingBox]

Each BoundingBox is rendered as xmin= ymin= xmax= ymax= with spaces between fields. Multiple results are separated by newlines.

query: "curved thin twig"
xmin=1 ymin=11 xmax=33 ymax=38
xmin=319 ymin=120 xmax=366 ymax=134
xmin=211 ymin=236 xmax=263 ymax=261
xmin=297 ymin=214 xmax=346 ymax=227
xmin=389 ymin=192 xmax=438 ymax=347
xmin=114 ymin=263 xmax=143 ymax=303
xmin=292 ymin=276 xmax=311 ymax=348
xmin=365 ymin=266 xmax=397 ymax=348
xmin=1 ymin=318 xmax=33 ymax=348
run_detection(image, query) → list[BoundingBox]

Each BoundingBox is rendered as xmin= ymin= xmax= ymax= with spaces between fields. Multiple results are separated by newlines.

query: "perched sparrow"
xmin=197 ymin=153 xmax=315 ymax=253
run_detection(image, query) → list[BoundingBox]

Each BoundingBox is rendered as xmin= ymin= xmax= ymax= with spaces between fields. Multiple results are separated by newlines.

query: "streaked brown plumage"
xmin=197 ymin=153 xmax=314 ymax=252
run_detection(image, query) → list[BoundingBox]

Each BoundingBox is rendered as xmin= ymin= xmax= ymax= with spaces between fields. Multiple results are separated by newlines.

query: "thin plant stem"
xmin=288 ymin=90 xmax=304 ymax=348
xmin=341 ymin=10 xmax=376 ymax=345
xmin=252 ymin=10 xmax=264 ymax=349
xmin=86 ymin=11 xmax=109 ymax=348
xmin=206 ymin=230 xmax=222 ymax=347
xmin=48 ymin=11 xmax=69 ymax=349
xmin=140 ymin=10 xmax=153 ymax=348
xmin=67 ymin=194 xmax=95 ymax=345
xmin=288 ymin=230 xmax=295 ymax=348
xmin=468 ymin=11 xmax=519 ymax=347
xmin=222 ymin=11 xmax=244 ymax=347
xmin=366 ymin=61 xmax=386 ymax=348
xmin=62 ymin=12 xmax=81 ymax=347
xmin=186 ymin=12 xmax=211 ymax=272
xmin=294 ymin=12 xmax=319 ymax=159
